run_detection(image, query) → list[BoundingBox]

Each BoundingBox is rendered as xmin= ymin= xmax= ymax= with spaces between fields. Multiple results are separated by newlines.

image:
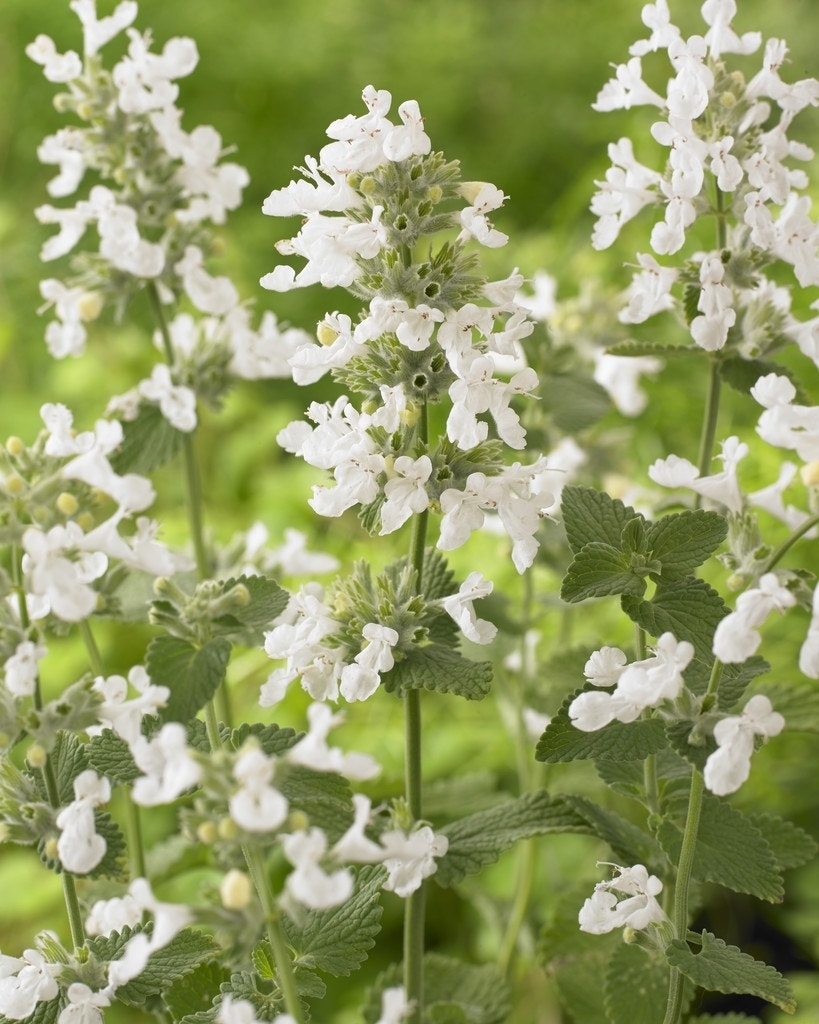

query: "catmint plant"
xmin=533 ymin=1 xmax=818 ymax=1021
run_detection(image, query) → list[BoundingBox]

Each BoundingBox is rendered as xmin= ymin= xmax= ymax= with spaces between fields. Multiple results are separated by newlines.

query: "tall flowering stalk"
xmin=533 ymin=2 xmax=819 ymax=1021
xmin=260 ymin=84 xmax=554 ymax=1019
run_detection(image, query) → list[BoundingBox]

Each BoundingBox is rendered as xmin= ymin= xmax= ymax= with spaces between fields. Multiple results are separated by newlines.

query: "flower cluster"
xmin=578 ymin=863 xmax=667 ymax=935
xmin=263 ymin=85 xmax=555 ymax=574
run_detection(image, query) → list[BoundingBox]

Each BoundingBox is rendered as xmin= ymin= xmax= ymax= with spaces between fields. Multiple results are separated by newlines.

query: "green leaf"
xmin=606 ymin=339 xmax=696 ymax=358
xmin=435 ymin=792 xmax=595 ymax=887
xmin=720 ymin=357 xmax=806 ymax=403
xmin=110 ymin=402 xmax=184 ymax=474
xmin=622 ymin=576 xmax=727 ymax=658
xmin=148 ymin=636 xmax=232 ymax=723
xmin=229 ymin=722 xmax=301 ymax=757
xmin=746 ymin=813 xmax=818 ymax=872
xmin=687 ymin=1015 xmax=763 ymax=1024
xmin=86 ymin=810 xmax=128 ymax=880
xmin=383 ymin=643 xmax=493 ymax=700
xmin=283 ymin=865 xmax=384 ymax=977
xmin=717 ymin=657 xmax=770 ymax=710
xmin=86 ymin=729 xmax=141 ymax=785
xmin=646 ymin=509 xmax=728 ymax=580
xmin=163 ymin=960 xmax=229 ymax=1020
xmin=544 ymin=371 xmax=611 ymax=433
xmin=657 ymin=795 xmax=784 ymax=902
xmin=566 ymin=795 xmax=663 ymax=870
xmin=561 ymin=542 xmax=646 ymax=602
xmin=31 ymin=679 xmax=101 ymax=753
xmin=604 ymin=944 xmax=672 ymax=1024
xmin=536 ymin=688 xmax=668 ymax=763
xmin=560 ymin=486 xmax=641 ymax=554
xmin=210 ymin=574 xmax=289 ymax=644
xmin=116 ymin=929 xmax=219 ymax=1006
xmin=278 ymin=765 xmax=353 ymax=844
xmin=665 ymin=930 xmax=796 ymax=1013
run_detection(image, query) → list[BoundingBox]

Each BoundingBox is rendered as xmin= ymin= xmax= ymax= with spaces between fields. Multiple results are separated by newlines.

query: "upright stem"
xmin=662 ymin=658 xmax=723 ymax=1024
xmin=695 ymin=360 xmax=722 ymax=483
xmin=404 ymin=401 xmax=429 ymax=1024
xmin=146 ymin=283 xmax=210 ymax=580
xmin=242 ymin=843 xmax=305 ymax=1024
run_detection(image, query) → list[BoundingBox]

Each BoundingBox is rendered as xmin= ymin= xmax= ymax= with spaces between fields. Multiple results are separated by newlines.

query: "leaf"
xmin=229 ymin=722 xmax=301 ymax=757
xmin=163 ymin=961 xmax=229 ymax=1020
xmin=665 ymin=930 xmax=796 ymax=1013
xmin=86 ymin=810 xmax=128 ymax=881
xmin=560 ymin=542 xmax=646 ymax=603
xmin=717 ymin=657 xmax=770 ymax=710
xmin=544 ymin=371 xmax=611 ymax=433
xmin=560 ymin=486 xmax=641 ymax=554
xmin=646 ymin=509 xmax=728 ymax=580
xmin=687 ymin=1015 xmax=763 ymax=1024
xmin=116 ymin=929 xmax=218 ymax=1006
xmin=383 ymin=643 xmax=493 ymax=701
xmin=720 ymin=357 xmax=806 ymax=403
xmin=110 ymin=402 xmax=184 ymax=475
xmin=86 ymin=729 xmax=141 ymax=785
xmin=31 ymin=679 xmax=101 ymax=754
xmin=148 ymin=636 xmax=232 ymax=723
xmin=566 ymin=795 xmax=663 ymax=870
xmin=604 ymin=944 xmax=672 ymax=1024
xmin=622 ymin=576 xmax=728 ymax=658
xmin=746 ymin=813 xmax=818 ymax=872
xmin=606 ymin=339 xmax=696 ymax=358
xmin=283 ymin=865 xmax=384 ymax=977
xmin=435 ymin=792 xmax=595 ymax=887
xmin=278 ymin=765 xmax=353 ymax=844
xmin=210 ymin=574 xmax=289 ymax=644
xmin=657 ymin=795 xmax=784 ymax=902
xmin=536 ymin=688 xmax=668 ymax=763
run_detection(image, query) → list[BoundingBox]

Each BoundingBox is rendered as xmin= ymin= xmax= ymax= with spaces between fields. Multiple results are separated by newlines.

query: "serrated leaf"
xmin=278 ymin=765 xmax=353 ymax=844
xmin=567 ymin=795 xmax=663 ymax=869
xmin=596 ymin=747 xmax=692 ymax=802
xmin=560 ymin=486 xmax=641 ymax=554
xmin=164 ymin=960 xmax=229 ymax=1020
xmin=50 ymin=730 xmax=90 ymax=803
xmin=229 ymin=722 xmax=301 ymax=757
xmin=116 ymin=929 xmax=218 ymax=1006
xmin=535 ymin=687 xmax=668 ymax=763
xmin=31 ymin=679 xmax=101 ymax=754
xmin=211 ymin=575 xmax=289 ymax=644
xmin=646 ymin=509 xmax=728 ymax=580
xmin=561 ymin=542 xmax=646 ymax=603
xmin=718 ymin=657 xmax=770 ymax=710
xmin=86 ymin=729 xmax=141 ymax=785
xmin=746 ymin=813 xmax=818 ymax=872
xmin=604 ymin=944 xmax=671 ymax=1024
xmin=86 ymin=810 xmax=128 ymax=880
xmin=544 ymin=371 xmax=611 ymax=433
xmin=657 ymin=795 xmax=783 ymax=902
xmin=110 ymin=402 xmax=184 ymax=474
xmin=622 ymin=576 xmax=727 ymax=658
xmin=687 ymin=1015 xmax=762 ymax=1024
xmin=435 ymin=792 xmax=595 ymax=887
xmin=665 ymin=930 xmax=796 ymax=1012
xmin=720 ymin=357 xmax=806 ymax=403
xmin=283 ymin=865 xmax=384 ymax=977
xmin=383 ymin=643 xmax=492 ymax=700
xmin=148 ymin=636 xmax=231 ymax=723
xmin=606 ymin=339 xmax=695 ymax=358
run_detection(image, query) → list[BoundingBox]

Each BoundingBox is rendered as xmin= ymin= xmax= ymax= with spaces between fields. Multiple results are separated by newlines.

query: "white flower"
xmin=712 ymin=572 xmax=796 ymax=663
xmin=332 ymin=794 xmax=385 ymax=863
xmin=229 ymin=747 xmax=289 ymax=833
xmin=56 ymin=770 xmax=111 ymax=874
xmin=217 ymin=995 xmax=297 ymax=1024
xmin=0 ymin=949 xmax=61 ymax=1020
xmin=690 ymin=254 xmax=736 ymax=352
xmin=584 ymin=646 xmax=628 ymax=688
xmin=131 ymin=723 xmax=201 ymax=806
xmin=593 ymin=351 xmax=662 ymax=416
xmin=380 ymin=455 xmax=432 ymax=534
xmin=282 ymin=828 xmax=354 ymax=910
xmin=578 ymin=863 xmax=665 ymax=934
xmin=69 ymin=0 xmax=138 ymax=55
xmin=649 ymin=435 xmax=747 ymax=513
xmin=138 ymin=364 xmax=197 ymax=432
xmin=799 ymin=583 xmax=819 ymax=678
xmin=22 ymin=522 xmax=107 ymax=622
xmin=340 ymin=623 xmax=400 ymax=702
xmin=286 ymin=703 xmax=380 ymax=780
xmin=373 ymin=987 xmax=412 ymax=1024
xmin=57 ymin=983 xmax=110 ymax=1024
xmin=26 ymin=35 xmax=82 ymax=82
xmin=380 ymin=825 xmax=449 ymax=898
xmin=174 ymin=245 xmax=238 ymax=315
xmin=457 ymin=183 xmax=509 ymax=248
xmin=440 ymin=572 xmax=497 ymax=644
xmin=703 ymin=694 xmax=785 ymax=795
xmin=4 ymin=640 xmax=47 ymax=699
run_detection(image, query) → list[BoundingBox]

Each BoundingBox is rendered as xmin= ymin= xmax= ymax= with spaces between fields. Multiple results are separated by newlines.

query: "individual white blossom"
xmin=217 ymin=995 xmax=296 ymax=1024
xmin=340 ymin=622 xmax=400 ymax=702
xmin=3 ymin=640 xmax=47 ymax=699
xmin=799 ymin=583 xmax=819 ymax=678
xmin=55 ymin=770 xmax=111 ymax=874
xmin=578 ymin=863 xmax=666 ymax=934
xmin=229 ymin=747 xmax=289 ymax=833
xmin=593 ymin=351 xmax=662 ymax=416
xmin=0 ymin=949 xmax=61 ymax=1021
xmin=380 ymin=825 xmax=449 ymax=898
xmin=649 ymin=435 xmax=748 ymax=514
xmin=286 ymin=703 xmax=380 ymax=781
xmin=703 ymin=694 xmax=785 ymax=795
xmin=440 ymin=572 xmax=497 ymax=644
xmin=21 ymin=523 xmax=107 ymax=622
xmin=373 ymin=987 xmax=412 ymax=1024
xmin=380 ymin=455 xmax=432 ymax=534
xmin=57 ymin=983 xmax=110 ymax=1024
xmin=282 ymin=828 xmax=355 ymax=910
xmin=712 ymin=572 xmax=796 ymax=663
xmin=130 ymin=723 xmax=201 ymax=806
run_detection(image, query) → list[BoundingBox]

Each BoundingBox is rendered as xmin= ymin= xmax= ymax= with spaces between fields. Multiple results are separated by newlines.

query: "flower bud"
xmin=219 ymin=868 xmax=253 ymax=909
xmin=0 ymin=823 xmax=9 ymax=843
xmin=217 ymin=817 xmax=239 ymax=841
xmin=288 ymin=810 xmax=310 ymax=833
xmin=56 ymin=492 xmax=79 ymax=516
xmin=44 ymin=837 xmax=60 ymax=860
xmin=76 ymin=511 xmax=96 ymax=532
xmin=4 ymin=473 xmax=25 ymax=495
xmin=719 ymin=91 xmax=737 ymax=108
xmin=426 ymin=185 xmax=443 ymax=204
xmin=5 ymin=436 xmax=24 ymax=456
xmin=77 ymin=292 xmax=104 ymax=323
xmin=317 ymin=321 xmax=339 ymax=346
xmin=801 ymin=461 xmax=819 ymax=488
xmin=197 ymin=821 xmax=218 ymax=844
xmin=359 ymin=175 xmax=377 ymax=194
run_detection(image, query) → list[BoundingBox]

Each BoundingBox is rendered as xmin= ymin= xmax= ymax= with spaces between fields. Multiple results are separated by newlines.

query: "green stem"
xmin=662 ymin=658 xmax=723 ymax=1024
xmin=242 ymin=843 xmax=305 ymax=1024
xmin=761 ymin=511 xmax=819 ymax=574
xmin=695 ymin=360 xmax=722 ymax=484
xmin=146 ymin=282 xmax=210 ymax=580
xmin=78 ymin=619 xmax=104 ymax=677
xmin=403 ymin=401 xmax=429 ymax=1023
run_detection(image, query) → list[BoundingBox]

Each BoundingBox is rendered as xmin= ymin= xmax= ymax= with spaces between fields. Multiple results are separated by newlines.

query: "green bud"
xmin=426 ymin=185 xmax=443 ymax=203
xmin=5 ymin=436 xmax=24 ymax=456
xmin=359 ymin=175 xmax=377 ymax=194
xmin=197 ymin=821 xmax=218 ymax=844
xmin=217 ymin=817 xmax=239 ymax=840
xmin=44 ymin=836 xmax=60 ymax=860
xmin=220 ymin=868 xmax=253 ymax=909
xmin=288 ymin=809 xmax=310 ymax=833
xmin=56 ymin=492 xmax=79 ymax=516
xmin=4 ymin=473 xmax=24 ymax=495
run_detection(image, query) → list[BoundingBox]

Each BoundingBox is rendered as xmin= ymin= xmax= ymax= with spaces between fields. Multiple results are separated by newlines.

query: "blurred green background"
xmin=2 ymin=1 xmax=819 ymax=1021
